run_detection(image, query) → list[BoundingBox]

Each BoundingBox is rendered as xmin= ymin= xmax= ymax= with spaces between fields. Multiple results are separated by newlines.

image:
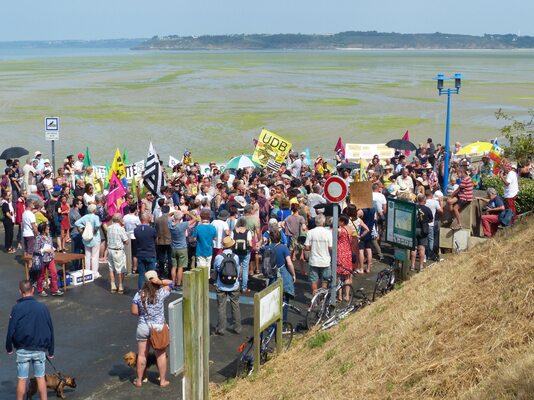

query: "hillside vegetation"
xmin=213 ymin=216 xmax=534 ymax=400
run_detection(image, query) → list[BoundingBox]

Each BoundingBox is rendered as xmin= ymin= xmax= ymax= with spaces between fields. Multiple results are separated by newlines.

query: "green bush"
xmin=481 ymin=176 xmax=534 ymax=214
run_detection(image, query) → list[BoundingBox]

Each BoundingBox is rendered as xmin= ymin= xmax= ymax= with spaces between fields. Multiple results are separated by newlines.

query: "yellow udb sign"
xmin=252 ymin=129 xmax=292 ymax=171
xmin=107 ymin=148 xmax=127 ymax=182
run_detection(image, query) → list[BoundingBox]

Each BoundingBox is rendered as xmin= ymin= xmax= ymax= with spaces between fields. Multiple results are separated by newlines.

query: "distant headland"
xmin=135 ymin=31 xmax=534 ymax=50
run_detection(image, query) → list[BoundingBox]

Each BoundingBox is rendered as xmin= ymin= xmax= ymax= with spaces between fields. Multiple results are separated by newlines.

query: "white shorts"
xmin=108 ymin=249 xmax=127 ymax=273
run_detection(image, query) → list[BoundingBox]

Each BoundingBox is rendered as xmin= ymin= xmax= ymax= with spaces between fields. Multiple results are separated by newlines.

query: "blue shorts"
xmin=16 ymin=349 xmax=46 ymax=379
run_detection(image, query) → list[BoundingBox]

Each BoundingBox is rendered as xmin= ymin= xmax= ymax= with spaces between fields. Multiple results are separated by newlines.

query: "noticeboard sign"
xmin=385 ymin=198 xmax=416 ymax=250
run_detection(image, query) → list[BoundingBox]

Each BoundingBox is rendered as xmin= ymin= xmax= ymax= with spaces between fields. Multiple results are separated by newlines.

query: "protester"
xmin=481 ymin=188 xmax=506 ymax=238
xmin=168 ymin=209 xmax=197 ymax=289
xmin=34 ymin=222 xmax=64 ymax=297
xmin=1 ymin=191 xmax=16 ymax=253
xmin=500 ymin=161 xmax=519 ymax=223
xmin=130 ymin=271 xmax=171 ymax=388
xmin=213 ymin=236 xmax=242 ymax=335
xmin=155 ymin=205 xmax=172 ymax=278
xmin=232 ymin=217 xmax=253 ymax=293
xmin=107 ymin=213 xmax=129 ymax=293
xmin=411 ymin=194 xmax=433 ymax=272
xmin=134 ymin=212 xmax=158 ymax=289
xmin=263 ymin=228 xmax=296 ymax=322
xmin=21 ymin=200 xmax=37 ymax=258
xmin=192 ymin=209 xmax=217 ymax=268
xmin=6 ymin=280 xmax=55 ymax=400
xmin=123 ymin=203 xmax=141 ymax=273
xmin=304 ymin=213 xmax=332 ymax=295
xmin=75 ymin=203 xmax=102 ymax=277
xmin=446 ymin=167 xmax=473 ymax=230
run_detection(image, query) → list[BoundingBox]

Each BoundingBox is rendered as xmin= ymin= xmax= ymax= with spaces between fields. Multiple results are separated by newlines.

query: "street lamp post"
xmin=434 ymin=73 xmax=462 ymax=194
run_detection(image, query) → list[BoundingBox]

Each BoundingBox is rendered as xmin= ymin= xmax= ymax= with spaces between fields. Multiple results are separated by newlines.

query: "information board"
xmin=385 ymin=198 xmax=417 ymax=250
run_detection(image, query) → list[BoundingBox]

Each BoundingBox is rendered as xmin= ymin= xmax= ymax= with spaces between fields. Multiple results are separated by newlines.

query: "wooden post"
xmin=182 ymin=267 xmax=210 ymax=400
xmin=199 ymin=266 xmax=210 ymax=397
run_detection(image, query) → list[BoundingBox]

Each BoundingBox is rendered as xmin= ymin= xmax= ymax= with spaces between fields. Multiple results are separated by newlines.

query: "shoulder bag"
xmin=140 ymin=291 xmax=170 ymax=350
xmin=82 ymin=221 xmax=94 ymax=241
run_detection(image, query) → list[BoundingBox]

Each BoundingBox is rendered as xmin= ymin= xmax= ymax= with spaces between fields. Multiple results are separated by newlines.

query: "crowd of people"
xmin=0 ymin=141 xmax=525 ymax=294
xmin=2 ymin=139 xmax=526 ymax=396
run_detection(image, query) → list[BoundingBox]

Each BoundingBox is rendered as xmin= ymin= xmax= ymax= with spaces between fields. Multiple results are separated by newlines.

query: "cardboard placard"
xmin=349 ymin=181 xmax=373 ymax=209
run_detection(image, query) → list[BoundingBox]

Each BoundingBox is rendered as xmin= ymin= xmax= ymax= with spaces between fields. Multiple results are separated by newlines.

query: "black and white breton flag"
xmin=143 ymin=142 xmax=164 ymax=196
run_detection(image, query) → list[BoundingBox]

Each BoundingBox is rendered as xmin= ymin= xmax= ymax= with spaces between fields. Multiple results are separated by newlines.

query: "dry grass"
xmin=211 ymin=216 xmax=534 ymax=400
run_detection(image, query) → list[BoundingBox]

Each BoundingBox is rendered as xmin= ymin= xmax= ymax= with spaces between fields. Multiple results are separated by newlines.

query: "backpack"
xmin=261 ymin=244 xmax=281 ymax=279
xmin=233 ymin=229 xmax=249 ymax=255
xmin=219 ymin=253 xmax=239 ymax=285
xmin=0 ymin=201 xmax=5 ymax=222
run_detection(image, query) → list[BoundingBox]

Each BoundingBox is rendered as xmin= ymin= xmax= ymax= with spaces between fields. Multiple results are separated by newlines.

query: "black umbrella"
xmin=0 ymin=146 xmax=29 ymax=160
xmin=336 ymin=162 xmax=359 ymax=170
xmin=385 ymin=139 xmax=417 ymax=152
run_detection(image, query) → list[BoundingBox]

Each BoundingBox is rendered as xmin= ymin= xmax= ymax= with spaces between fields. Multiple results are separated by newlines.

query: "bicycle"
xmin=372 ymin=260 xmax=399 ymax=301
xmin=235 ymin=302 xmax=300 ymax=378
xmin=306 ymin=266 xmax=368 ymax=329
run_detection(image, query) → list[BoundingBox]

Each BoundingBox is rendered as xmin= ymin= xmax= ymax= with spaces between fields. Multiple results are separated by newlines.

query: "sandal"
xmin=159 ymin=380 xmax=170 ymax=388
xmin=132 ymin=379 xmax=142 ymax=388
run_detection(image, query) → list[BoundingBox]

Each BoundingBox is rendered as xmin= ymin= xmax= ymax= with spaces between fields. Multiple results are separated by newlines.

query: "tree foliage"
xmin=495 ymin=108 xmax=534 ymax=164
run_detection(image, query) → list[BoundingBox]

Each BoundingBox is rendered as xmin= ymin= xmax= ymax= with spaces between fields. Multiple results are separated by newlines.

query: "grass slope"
xmin=212 ymin=217 xmax=534 ymax=400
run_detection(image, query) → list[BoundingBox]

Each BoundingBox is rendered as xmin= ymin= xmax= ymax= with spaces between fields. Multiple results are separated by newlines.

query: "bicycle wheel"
xmin=372 ymin=273 xmax=388 ymax=301
xmin=235 ymin=342 xmax=254 ymax=378
xmin=339 ymin=284 xmax=354 ymax=308
xmin=265 ymin=322 xmax=294 ymax=355
xmin=306 ymin=290 xmax=328 ymax=329
xmin=353 ymin=289 xmax=370 ymax=309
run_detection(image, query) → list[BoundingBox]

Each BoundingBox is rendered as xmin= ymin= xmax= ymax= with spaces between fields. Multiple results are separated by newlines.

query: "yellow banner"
xmin=107 ymin=148 xmax=127 ymax=182
xmin=252 ymin=129 xmax=292 ymax=169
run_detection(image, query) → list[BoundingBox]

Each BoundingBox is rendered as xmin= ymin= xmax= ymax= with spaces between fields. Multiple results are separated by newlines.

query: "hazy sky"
xmin=2 ymin=0 xmax=533 ymax=41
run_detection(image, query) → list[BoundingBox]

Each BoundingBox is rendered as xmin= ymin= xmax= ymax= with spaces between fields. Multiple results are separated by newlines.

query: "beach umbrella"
xmin=0 ymin=146 xmax=29 ymax=160
xmin=385 ymin=139 xmax=417 ymax=152
xmin=455 ymin=141 xmax=493 ymax=157
xmin=226 ymin=155 xmax=256 ymax=169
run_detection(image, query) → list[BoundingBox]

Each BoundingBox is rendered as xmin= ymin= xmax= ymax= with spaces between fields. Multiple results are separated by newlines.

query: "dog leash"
xmin=46 ymin=356 xmax=66 ymax=387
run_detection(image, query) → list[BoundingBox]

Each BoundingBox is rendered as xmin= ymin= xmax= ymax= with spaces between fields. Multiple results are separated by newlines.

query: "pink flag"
xmin=334 ymin=137 xmax=345 ymax=159
xmin=107 ymin=172 xmax=127 ymax=217
xmin=402 ymin=130 xmax=411 ymax=156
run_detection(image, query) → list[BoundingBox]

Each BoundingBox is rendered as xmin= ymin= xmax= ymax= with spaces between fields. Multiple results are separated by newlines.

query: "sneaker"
xmin=38 ymin=291 xmax=48 ymax=297
xmin=51 ymin=290 xmax=64 ymax=296
xmin=117 ymin=288 xmax=124 ymax=294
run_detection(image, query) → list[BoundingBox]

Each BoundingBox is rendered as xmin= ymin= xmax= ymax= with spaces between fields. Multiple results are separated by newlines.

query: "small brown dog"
xmin=123 ymin=351 xmax=157 ymax=382
xmin=27 ymin=373 xmax=77 ymax=399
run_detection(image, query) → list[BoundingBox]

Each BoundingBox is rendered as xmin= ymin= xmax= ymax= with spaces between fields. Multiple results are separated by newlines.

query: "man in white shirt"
xmin=395 ymin=168 xmax=414 ymax=193
xmin=211 ymin=210 xmax=231 ymax=258
xmin=425 ymin=189 xmax=443 ymax=261
xmin=304 ymin=213 xmax=332 ymax=295
xmin=22 ymin=158 xmax=37 ymax=191
xmin=308 ymin=184 xmax=326 ymax=226
xmin=21 ymin=201 xmax=38 ymax=257
xmin=288 ymin=152 xmax=302 ymax=178
xmin=74 ymin=152 xmax=85 ymax=176
xmin=500 ymin=162 xmax=519 ymax=223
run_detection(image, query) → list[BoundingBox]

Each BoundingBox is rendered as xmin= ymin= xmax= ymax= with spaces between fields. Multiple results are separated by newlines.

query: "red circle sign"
xmin=324 ymin=176 xmax=348 ymax=203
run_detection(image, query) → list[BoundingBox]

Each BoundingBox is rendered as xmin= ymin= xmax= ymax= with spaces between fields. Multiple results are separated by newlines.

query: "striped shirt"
xmin=458 ymin=176 xmax=474 ymax=202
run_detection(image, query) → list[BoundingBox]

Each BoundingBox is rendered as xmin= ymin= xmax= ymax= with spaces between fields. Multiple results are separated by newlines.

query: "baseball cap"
xmin=145 ymin=270 xmax=159 ymax=282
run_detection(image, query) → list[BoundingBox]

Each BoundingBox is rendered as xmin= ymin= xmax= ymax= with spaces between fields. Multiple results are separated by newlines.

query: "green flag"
xmin=123 ymin=149 xmax=129 ymax=165
xmin=104 ymin=162 xmax=110 ymax=189
xmin=83 ymin=147 xmax=92 ymax=168
xmin=131 ymin=174 xmax=138 ymax=203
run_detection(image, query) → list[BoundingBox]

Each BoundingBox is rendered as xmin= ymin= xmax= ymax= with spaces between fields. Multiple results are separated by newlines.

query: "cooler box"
xmin=69 ymin=270 xmax=94 ymax=286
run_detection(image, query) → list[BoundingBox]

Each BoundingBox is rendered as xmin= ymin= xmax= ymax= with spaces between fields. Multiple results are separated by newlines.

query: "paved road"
xmin=0 ymin=237 xmax=388 ymax=399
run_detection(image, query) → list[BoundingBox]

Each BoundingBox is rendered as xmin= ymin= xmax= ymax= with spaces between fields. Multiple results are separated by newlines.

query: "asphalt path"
xmin=0 ymin=236 xmax=387 ymax=399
